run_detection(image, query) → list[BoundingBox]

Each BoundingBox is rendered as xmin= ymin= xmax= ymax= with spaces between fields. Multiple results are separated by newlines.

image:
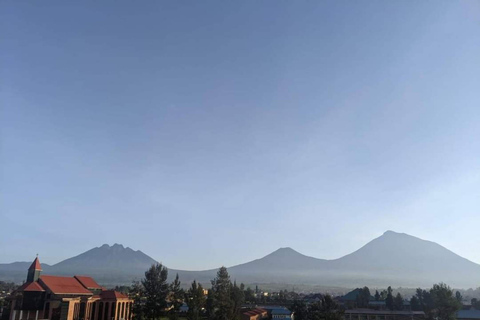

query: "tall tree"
xmin=130 ymin=281 xmax=145 ymax=320
xmin=410 ymin=296 xmax=421 ymax=311
xmin=374 ymin=290 xmax=380 ymax=301
xmin=291 ymin=300 xmax=308 ymax=320
xmin=142 ymin=263 xmax=169 ymax=320
xmin=205 ymin=290 xmax=214 ymax=319
xmin=211 ymin=267 xmax=233 ymax=320
xmin=456 ymin=291 xmax=463 ymax=303
xmin=356 ymin=287 xmax=371 ymax=308
xmin=385 ymin=286 xmax=394 ymax=311
xmin=230 ymin=281 xmax=244 ymax=320
xmin=393 ymin=293 xmax=404 ymax=310
xmin=186 ymin=280 xmax=206 ymax=320
xmin=244 ymin=287 xmax=255 ymax=303
xmin=321 ymin=295 xmax=344 ymax=320
xmin=169 ymin=274 xmax=184 ymax=320
xmin=429 ymin=283 xmax=462 ymax=320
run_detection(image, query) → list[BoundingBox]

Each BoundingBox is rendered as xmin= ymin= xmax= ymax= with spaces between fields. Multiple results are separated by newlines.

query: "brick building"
xmin=9 ymin=258 xmax=133 ymax=320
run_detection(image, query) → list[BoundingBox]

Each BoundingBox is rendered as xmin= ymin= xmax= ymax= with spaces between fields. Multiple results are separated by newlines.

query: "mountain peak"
xmin=382 ymin=230 xmax=409 ymax=237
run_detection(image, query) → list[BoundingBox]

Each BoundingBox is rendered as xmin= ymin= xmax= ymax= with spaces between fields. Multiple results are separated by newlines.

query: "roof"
xmin=29 ymin=257 xmax=42 ymax=271
xmin=39 ymin=275 xmax=93 ymax=295
xmin=271 ymin=308 xmax=292 ymax=315
xmin=16 ymin=282 xmax=45 ymax=292
xmin=243 ymin=309 xmax=267 ymax=316
xmin=342 ymin=288 xmax=374 ymax=302
xmin=100 ymin=290 xmax=129 ymax=300
xmin=74 ymin=276 xmax=102 ymax=290
xmin=345 ymin=309 xmax=425 ymax=315
xmin=457 ymin=310 xmax=480 ymax=319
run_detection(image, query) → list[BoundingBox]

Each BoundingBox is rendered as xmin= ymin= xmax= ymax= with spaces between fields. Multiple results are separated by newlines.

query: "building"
xmin=344 ymin=309 xmax=425 ymax=320
xmin=270 ymin=308 xmax=293 ymax=320
xmin=456 ymin=310 xmax=480 ymax=320
xmin=241 ymin=308 xmax=268 ymax=320
xmin=9 ymin=258 xmax=133 ymax=320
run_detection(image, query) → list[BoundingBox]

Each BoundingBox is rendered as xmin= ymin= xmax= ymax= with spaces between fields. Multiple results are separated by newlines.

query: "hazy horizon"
xmin=1 ymin=1 xmax=479 ymax=270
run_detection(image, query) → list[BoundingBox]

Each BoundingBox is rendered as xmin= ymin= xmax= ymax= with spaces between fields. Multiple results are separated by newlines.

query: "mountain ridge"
xmin=2 ymin=231 xmax=479 ymax=288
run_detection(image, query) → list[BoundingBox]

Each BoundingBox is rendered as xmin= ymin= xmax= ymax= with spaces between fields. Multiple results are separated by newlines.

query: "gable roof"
xmin=39 ymin=275 xmax=92 ymax=295
xmin=29 ymin=257 xmax=42 ymax=271
xmin=17 ymin=282 xmax=45 ymax=292
xmin=100 ymin=290 xmax=128 ymax=300
xmin=74 ymin=276 xmax=102 ymax=290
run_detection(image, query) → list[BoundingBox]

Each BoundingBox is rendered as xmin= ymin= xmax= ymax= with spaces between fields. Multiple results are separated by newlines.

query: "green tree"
xmin=429 ymin=283 xmax=462 ymax=320
xmin=230 ymin=281 xmax=244 ymax=320
xmin=356 ymin=287 xmax=371 ymax=308
xmin=393 ymin=293 xmax=404 ymax=310
xmin=374 ymin=290 xmax=380 ymax=301
xmin=456 ymin=291 xmax=463 ymax=303
xmin=169 ymin=274 xmax=184 ymax=320
xmin=410 ymin=296 xmax=421 ymax=311
xmin=385 ymin=287 xmax=394 ymax=311
xmin=211 ymin=267 xmax=233 ymax=320
xmin=130 ymin=281 xmax=145 ymax=320
xmin=142 ymin=263 xmax=169 ymax=320
xmin=244 ymin=287 xmax=255 ymax=303
xmin=307 ymin=295 xmax=343 ymax=320
xmin=320 ymin=295 xmax=344 ymax=320
xmin=186 ymin=280 xmax=206 ymax=320
xmin=205 ymin=289 xmax=214 ymax=319
xmin=290 ymin=300 xmax=308 ymax=320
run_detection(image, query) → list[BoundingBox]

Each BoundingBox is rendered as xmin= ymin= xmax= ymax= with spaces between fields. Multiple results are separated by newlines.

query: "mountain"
xmin=2 ymin=231 xmax=480 ymax=288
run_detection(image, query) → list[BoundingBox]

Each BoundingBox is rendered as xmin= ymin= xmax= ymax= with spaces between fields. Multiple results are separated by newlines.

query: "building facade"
xmin=9 ymin=258 xmax=133 ymax=320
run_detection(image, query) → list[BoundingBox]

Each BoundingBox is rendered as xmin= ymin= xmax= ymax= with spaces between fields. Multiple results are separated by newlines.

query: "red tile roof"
xmin=100 ymin=290 xmax=129 ymax=299
xmin=74 ymin=276 xmax=102 ymax=290
xmin=29 ymin=257 xmax=42 ymax=271
xmin=17 ymin=282 xmax=45 ymax=292
xmin=39 ymin=275 xmax=93 ymax=295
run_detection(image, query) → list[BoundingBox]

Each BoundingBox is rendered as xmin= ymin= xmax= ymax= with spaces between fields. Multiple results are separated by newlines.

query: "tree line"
xmin=348 ymin=284 xmax=464 ymax=320
xmin=130 ymin=264 xmax=247 ymax=320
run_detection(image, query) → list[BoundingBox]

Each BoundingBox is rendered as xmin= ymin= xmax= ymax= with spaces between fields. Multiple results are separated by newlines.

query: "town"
xmin=1 ymin=257 xmax=480 ymax=320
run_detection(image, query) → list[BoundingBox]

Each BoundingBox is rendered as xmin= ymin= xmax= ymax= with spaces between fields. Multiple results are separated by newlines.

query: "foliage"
xmin=185 ymin=280 xmax=206 ymax=320
xmin=290 ymin=300 xmax=308 ymax=320
xmin=142 ymin=263 xmax=170 ymax=320
xmin=168 ymin=274 xmax=184 ymax=320
xmin=385 ymin=286 xmax=394 ymax=311
xmin=393 ymin=293 xmax=403 ymax=310
xmin=130 ymin=281 xmax=145 ymax=320
xmin=230 ymin=281 xmax=245 ymax=320
xmin=429 ymin=283 xmax=462 ymax=320
xmin=356 ymin=287 xmax=371 ymax=308
xmin=210 ymin=267 xmax=233 ymax=320
xmin=292 ymin=295 xmax=342 ymax=320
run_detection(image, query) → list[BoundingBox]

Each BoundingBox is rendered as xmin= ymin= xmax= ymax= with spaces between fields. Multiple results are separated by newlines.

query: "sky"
xmin=1 ymin=1 xmax=480 ymax=270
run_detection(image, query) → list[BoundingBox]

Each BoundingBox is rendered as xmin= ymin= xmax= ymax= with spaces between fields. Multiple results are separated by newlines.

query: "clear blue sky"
xmin=1 ymin=1 xmax=479 ymax=270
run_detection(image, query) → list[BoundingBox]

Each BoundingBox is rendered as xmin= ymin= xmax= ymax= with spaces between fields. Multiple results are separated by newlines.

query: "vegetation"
xmin=291 ymin=295 xmax=343 ymax=320
xmin=142 ymin=263 xmax=170 ymax=320
xmin=130 ymin=262 xmax=465 ymax=320
xmin=185 ymin=281 xmax=205 ymax=320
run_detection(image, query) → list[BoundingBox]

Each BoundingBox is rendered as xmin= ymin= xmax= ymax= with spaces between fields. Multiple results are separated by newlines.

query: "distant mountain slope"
xmin=49 ymin=244 xmax=157 ymax=274
xmin=2 ymin=231 xmax=480 ymax=288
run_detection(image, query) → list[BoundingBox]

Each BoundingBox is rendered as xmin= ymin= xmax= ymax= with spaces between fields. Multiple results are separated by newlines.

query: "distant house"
xmin=8 ymin=257 xmax=132 ymax=320
xmin=241 ymin=308 xmax=268 ymax=320
xmin=456 ymin=310 xmax=480 ymax=320
xmin=340 ymin=289 xmax=374 ymax=309
xmin=344 ymin=309 xmax=425 ymax=320
xmin=271 ymin=308 xmax=293 ymax=320
xmin=179 ymin=303 xmax=189 ymax=313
